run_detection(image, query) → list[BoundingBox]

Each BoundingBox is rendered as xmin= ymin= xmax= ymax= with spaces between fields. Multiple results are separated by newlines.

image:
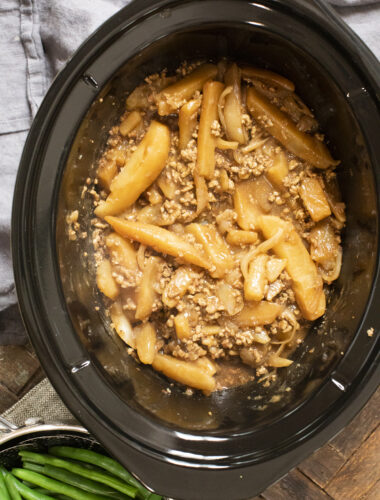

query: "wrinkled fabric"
xmin=0 ymin=0 xmax=379 ymax=343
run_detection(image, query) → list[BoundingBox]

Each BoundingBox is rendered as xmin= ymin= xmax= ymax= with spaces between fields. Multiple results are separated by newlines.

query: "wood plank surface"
xmin=261 ymin=469 xmax=332 ymax=500
xmin=326 ymin=426 xmax=380 ymax=500
xmin=298 ymin=444 xmax=345 ymax=488
xmin=329 ymin=386 xmax=380 ymax=459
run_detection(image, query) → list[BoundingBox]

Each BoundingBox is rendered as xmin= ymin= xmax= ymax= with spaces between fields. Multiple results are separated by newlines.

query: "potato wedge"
xmin=186 ymin=223 xmax=234 ymax=278
xmin=196 ymin=81 xmax=225 ymax=179
xmin=259 ymin=215 xmax=325 ymax=320
xmin=162 ymin=266 xmax=194 ymax=307
xmin=241 ymin=66 xmax=295 ymax=91
xmin=194 ymin=172 xmax=209 ymax=215
xmin=244 ymin=254 xmax=268 ymax=302
xmin=309 ymin=220 xmax=340 ymax=268
xmin=226 ymin=230 xmax=258 ymax=246
xmin=105 ymin=217 xmax=211 ymax=271
xmin=106 ymin=232 xmax=138 ymax=272
xmin=119 ymin=110 xmax=142 ymax=136
xmin=152 ymin=353 xmax=216 ymax=392
xmin=126 ymin=76 xmax=176 ymax=110
xmin=97 ymin=161 xmax=118 ymax=191
xmin=135 ymin=257 xmax=161 ymax=320
xmin=179 ymin=98 xmax=201 ymax=150
xmin=135 ymin=322 xmax=157 ymax=364
xmin=246 ymin=87 xmax=338 ymax=169
xmin=299 ymin=177 xmax=331 ymax=222
xmin=96 ymin=259 xmax=119 ymax=300
xmin=174 ymin=312 xmax=192 ymax=340
xmin=195 ymin=357 xmax=217 ymax=376
xmin=157 ymin=170 xmax=178 ymax=200
xmin=224 ymin=63 xmax=246 ymax=143
xmin=233 ymin=177 xmax=272 ymax=230
xmin=266 ymin=257 xmax=286 ymax=283
xmin=95 ymin=121 xmax=170 ymax=217
xmin=235 ymin=301 xmax=284 ymax=327
xmin=267 ymin=150 xmax=289 ymax=187
xmin=156 ymin=63 xmax=217 ymax=115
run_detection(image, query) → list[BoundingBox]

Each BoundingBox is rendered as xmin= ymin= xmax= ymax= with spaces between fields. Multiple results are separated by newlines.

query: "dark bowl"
xmin=12 ymin=1 xmax=380 ymax=499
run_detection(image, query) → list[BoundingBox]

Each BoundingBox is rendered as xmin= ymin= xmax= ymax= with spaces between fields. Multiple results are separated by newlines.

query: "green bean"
xmin=41 ymin=465 xmax=127 ymax=500
xmin=48 ymin=448 xmax=150 ymax=499
xmin=4 ymin=475 xmax=21 ymax=500
xmin=0 ymin=467 xmax=11 ymax=500
xmin=11 ymin=470 xmax=110 ymax=500
xmin=9 ymin=476 xmax=54 ymax=500
xmin=22 ymin=480 xmax=37 ymax=489
xmin=147 ymin=496 xmax=161 ymax=500
xmin=33 ymin=489 xmax=60 ymax=497
xmin=18 ymin=454 xmax=137 ymax=499
xmin=22 ymin=464 xmax=45 ymax=474
xmin=64 ymin=462 xmax=104 ymax=475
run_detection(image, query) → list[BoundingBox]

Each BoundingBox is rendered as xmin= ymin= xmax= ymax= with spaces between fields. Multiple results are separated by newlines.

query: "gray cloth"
xmin=1 ymin=378 xmax=77 ymax=428
xmin=0 ymin=0 xmax=379 ymax=339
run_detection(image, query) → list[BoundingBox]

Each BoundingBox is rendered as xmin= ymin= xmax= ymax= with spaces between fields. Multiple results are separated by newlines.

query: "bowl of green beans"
xmin=0 ymin=424 xmax=162 ymax=500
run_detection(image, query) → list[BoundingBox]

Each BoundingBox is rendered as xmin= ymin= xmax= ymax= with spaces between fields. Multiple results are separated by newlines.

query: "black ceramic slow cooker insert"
xmin=12 ymin=1 xmax=380 ymax=499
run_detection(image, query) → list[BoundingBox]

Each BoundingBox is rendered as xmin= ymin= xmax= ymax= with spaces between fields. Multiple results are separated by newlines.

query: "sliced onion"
xmin=319 ymin=246 xmax=342 ymax=284
xmin=218 ymin=85 xmax=233 ymax=133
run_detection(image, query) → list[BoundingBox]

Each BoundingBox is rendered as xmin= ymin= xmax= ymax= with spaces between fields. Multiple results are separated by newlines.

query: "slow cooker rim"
xmin=11 ymin=0 xmax=380 ymax=496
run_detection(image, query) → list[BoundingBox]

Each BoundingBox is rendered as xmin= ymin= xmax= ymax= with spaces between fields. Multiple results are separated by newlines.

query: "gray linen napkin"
xmin=0 ymin=378 xmax=77 ymax=428
xmin=0 ymin=0 xmax=379 ymax=343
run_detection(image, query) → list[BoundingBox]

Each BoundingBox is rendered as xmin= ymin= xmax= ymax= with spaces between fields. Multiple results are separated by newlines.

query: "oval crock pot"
xmin=12 ymin=1 xmax=380 ymax=499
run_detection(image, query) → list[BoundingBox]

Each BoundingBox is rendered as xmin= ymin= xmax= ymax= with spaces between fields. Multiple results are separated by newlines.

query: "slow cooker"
xmin=12 ymin=1 xmax=380 ymax=499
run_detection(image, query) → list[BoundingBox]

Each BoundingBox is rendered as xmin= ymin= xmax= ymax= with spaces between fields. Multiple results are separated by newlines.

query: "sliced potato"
xmin=186 ymin=223 xmax=234 ymax=278
xmin=96 ymin=259 xmax=119 ymax=300
xmin=156 ymin=63 xmax=218 ymax=115
xmin=162 ymin=266 xmax=194 ymax=308
xmin=97 ymin=161 xmax=118 ymax=191
xmin=244 ymin=254 xmax=268 ymax=302
xmin=223 ymin=63 xmax=246 ymax=143
xmin=106 ymin=232 xmax=138 ymax=272
xmin=309 ymin=220 xmax=340 ymax=268
xmin=259 ymin=215 xmax=325 ymax=320
xmin=119 ymin=110 xmax=142 ymax=136
xmin=135 ymin=257 xmax=161 ymax=320
xmin=126 ymin=76 xmax=176 ymax=110
xmin=157 ymin=170 xmax=178 ymax=200
xmin=105 ymin=217 xmax=211 ymax=271
xmin=226 ymin=230 xmax=258 ymax=246
xmin=95 ymin=121 xmax=170 ymax=217
xmin=246 ymin=87 xmax=338 ymax=169
xmin=266 ymin=257 xmax=286 ymax=283
xmin=179 ymin=98 xmax=201 ymax=150
xmin=194 ymin=172 xmax=209 ymax=215
xmin=152 ymin=353 xmax=216 ymax=393
xmin=267 ymin=150 xmax=289 ymax=187
xmin=196 ymin=81 xmax=225 ymax=179
xmin=241 ymin=66 xmax=295 ymax=91
xmin=234 ymin=301 xmax=284 ymax=327
xmin=135 ymin=322 xmax=156 ymax=364
xmin=194 ymin=357 xmax=217 ymax=376
xmin=233 ymin=177 xmax=272 ymax=230
xmin=299 ymin=177 xmax=331 ymax=222
xmin=174 ymin=312 xmax=192 ymax=340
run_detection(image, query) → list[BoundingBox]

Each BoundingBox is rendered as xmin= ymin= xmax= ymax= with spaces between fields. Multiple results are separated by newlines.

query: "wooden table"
xmin=1 ymin=338 xmax=379 ymax=499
